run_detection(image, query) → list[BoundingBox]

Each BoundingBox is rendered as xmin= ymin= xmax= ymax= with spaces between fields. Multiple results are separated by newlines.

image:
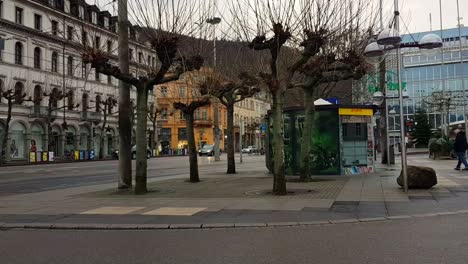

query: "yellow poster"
xmin=339 ymin=108 xmax=373 ymax=116
xmin=74 ymin=150 xmax=80 ymax=160
xmin=29 ymin=152 xmax=36 ymax=163
xmin=42 ymin=152 xmax=48 ymax=162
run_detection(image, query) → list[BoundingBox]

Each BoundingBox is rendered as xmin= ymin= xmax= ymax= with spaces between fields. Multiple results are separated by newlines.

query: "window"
xmin=51 ymin=20 xmax=59 ymax=36
xmin=104 ymin=17 xmax=109 ymax=28
xmin=95 ymin=95 xmax=101 ymax=112
xmin=179 ymin=86 xmax=186 ymax=97
xmin=51 ymin=52 xmax=58 ymax=72
xmin=91 ymin=12 xmax=97 ymax=24
xmin=33 ymin=85 xmax=42 ymax=106
xmin=15 ymin=7 xmax=23 ymax=24
xmin=0 ymin=1 xmax=3 ymax=19
xmin=67 ymin=56 xmax=73 ymax=76
xmin=161 ymin=86 xmax=168 ymax=97
xmin=178 ymin=111 xmax=184 ymax=120
xmin=49 ymin=0 xmax=57 ymax=8
xmin=194 ymin=109 xmax=200 ymax=119
xmin=0 ymin=79 xmax=3 ymax=103
xmin=107 ymin=75 xmax=112 ymax=85
xmin=95 ymin=69 xmax=100 ymax=81
xmin=14 ymin=82 xmax=24 ymax=104
xmin=82 ymin=93 xmax=88 ymax=112
xmin=107 ymin=40 xmax=112 ymax=53
xmin=107 ymin=98 xmax=114 ymax=114
xmin=82 ymin=31 xmax=88 ymax=46
xmin=67 ymin=26 xmax=74 ymax=40
xmin=81 ymin=62 xmax=87 ymax=78
xmin=67 ymin=91 xmax=74 ymax=110
xmin=15 ymin=42 xmax=23 ymax=65
xmin=138 ymin=52 xmax=143 ymax=63
xmin=161 ymin=108 xmax=168 ymax=120
xmin=34 ymin=14 xmax=42 ymax=30
xmin=202 ymin=108 xmax=207 ymax=120
xmin=77 ymin=5 xmax=84 ymax=18
xmin=147 ymin=55 xmax=151 ymax=66
xmin=129 ymin=49 xmax=133 ymax=61
xmin=95 ymin=36 xmax=100 ymax=48
xmin=34 ymin=47 xmax=41 ymax=69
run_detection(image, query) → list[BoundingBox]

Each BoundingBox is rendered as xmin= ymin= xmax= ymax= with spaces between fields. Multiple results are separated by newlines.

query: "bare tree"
xmin=82 ymin=0 xmax=208 ymax=194
xmin=0 ymin=81 xmax=28 ymax=164
xmin=228 ymin=0 xmax=377 ymax=193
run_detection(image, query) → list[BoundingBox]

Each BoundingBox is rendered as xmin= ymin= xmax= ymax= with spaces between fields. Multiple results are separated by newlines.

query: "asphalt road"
xmin=0 ymin=154 xmax=263 ymax=196
xmin=1 ymin=213 xmax=467 ymax=264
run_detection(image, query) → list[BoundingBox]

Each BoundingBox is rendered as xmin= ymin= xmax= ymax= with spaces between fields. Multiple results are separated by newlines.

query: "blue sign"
xmin=89 ymin=150 xmax=95 ymax=160
xmin=261 ymin=124 xmax=267 ymax=131
xmin=325 ymin=97 xmax=339 ymax=104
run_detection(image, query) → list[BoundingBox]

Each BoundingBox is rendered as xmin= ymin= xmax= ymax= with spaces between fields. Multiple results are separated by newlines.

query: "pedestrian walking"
xmin=454 ymin=130 xmax=468 ymax=170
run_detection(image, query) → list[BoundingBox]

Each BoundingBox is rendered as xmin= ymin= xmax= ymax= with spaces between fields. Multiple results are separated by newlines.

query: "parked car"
xmin=113 ymin=145 xmax=152 ymax=160
xmin=242 ymin=145 xmax=257 ymax=153
xmin=199 ymin=144 xmax=215 ymax=156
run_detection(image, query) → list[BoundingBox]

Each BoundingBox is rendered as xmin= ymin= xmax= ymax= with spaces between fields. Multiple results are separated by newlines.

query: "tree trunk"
xmin=134 ymin=86 xmax=148 ymax=194
xmin=186 ymin=113 xmax=200 ymax=182
xmin=99 ymin=105 xmax=107 ymax=160
xmin=213 ymin=100 xmax=221 ymax=161
xmin=226 ymin=105 xmax=236 ymax=174
xmin=299 ymin=89 xmax=315 ymax=181
xmin=0 ymin=100 xmax=12 ymax=165
xmin=272 ymin=91 xmax=286 ymax=195
xmin=117 ymin=0 xmax=132 ymax=189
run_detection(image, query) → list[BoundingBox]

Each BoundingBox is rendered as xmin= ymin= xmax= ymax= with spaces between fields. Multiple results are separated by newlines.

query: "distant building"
xmin=355 ymin=26 xmax=468 ymax=143
xmin=0 ymin=0 xmax=156 ymax=161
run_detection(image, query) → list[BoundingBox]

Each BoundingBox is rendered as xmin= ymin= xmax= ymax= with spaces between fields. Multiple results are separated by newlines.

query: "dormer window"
xmin=104 ymin=17 xmax=109 ymax=28
xmin=92 ymin=12 xmax=97 ymax=24
xmin=78 ymin=6 xmax=84 ymax=19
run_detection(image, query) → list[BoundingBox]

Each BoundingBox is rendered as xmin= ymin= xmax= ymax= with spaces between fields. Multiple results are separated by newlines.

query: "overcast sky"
xmin=386 ymin=0 xmax=468 ymax=33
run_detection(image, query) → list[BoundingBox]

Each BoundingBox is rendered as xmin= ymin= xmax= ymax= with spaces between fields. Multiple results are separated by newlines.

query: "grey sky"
xmin=386 ymin=0 xmax=468 ymax=33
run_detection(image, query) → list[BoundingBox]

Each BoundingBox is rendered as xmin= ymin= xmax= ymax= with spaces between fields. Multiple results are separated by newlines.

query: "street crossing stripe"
xmin=80 ymin=207 xmax=145 ymax=215
xmin=142 ymin=207 xmax=207 ymax=216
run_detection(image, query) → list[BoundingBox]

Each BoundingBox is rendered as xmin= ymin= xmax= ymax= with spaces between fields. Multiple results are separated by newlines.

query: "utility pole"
xmin=118 ymin=0 xmax=132 ymax=189
xmin=207 ymin=9 xmax=221 ymax=161
xmin=439 ymin=0 xmax=448 ymax=136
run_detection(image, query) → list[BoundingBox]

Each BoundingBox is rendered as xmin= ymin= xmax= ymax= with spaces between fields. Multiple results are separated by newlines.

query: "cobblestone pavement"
xmin=2 ymin=153 xmax=468 ymax=229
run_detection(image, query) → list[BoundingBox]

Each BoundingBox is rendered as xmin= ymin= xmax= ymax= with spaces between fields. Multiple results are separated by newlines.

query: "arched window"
xmin=108 ymin=97 xmax=114 ymax=114
xmin=15 ymin=42 xmax=23 ymax=65
xmin=67 ymin=91 xmax=74 ymax=110
xmin=95 ymin=95 xmax=101 ymax=112
xmin=67 ymin=56 xmax=73 ymax=76
xmin=51 ymin=52 xmax=58 ymax=72
xmin=0 ymin=79 xmax=4 ymax=103
xmin=33 ymin=47 xmax=41 ymax=69
xmin=33 ymin=85 xmax=42 ymax=106
xmin=82 ymin=93 xmax=88 ymax=112
xmin=14 ymin=82 xmax=24 ymax=104
xmin=50 ymin=88 xmax=59 ymax=108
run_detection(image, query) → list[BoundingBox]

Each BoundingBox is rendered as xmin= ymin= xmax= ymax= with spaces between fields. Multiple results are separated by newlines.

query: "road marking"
xmin=143 ymin=207 xmax=207 ymax=216
xmin=80 ymin=206 xmax=144 ymax=215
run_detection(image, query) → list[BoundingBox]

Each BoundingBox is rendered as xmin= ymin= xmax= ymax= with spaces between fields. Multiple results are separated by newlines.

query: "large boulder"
xmin=397 ymin=165 xmax=437 ymax=189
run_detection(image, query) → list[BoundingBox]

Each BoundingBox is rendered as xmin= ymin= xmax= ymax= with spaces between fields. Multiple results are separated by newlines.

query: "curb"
xmin=2 ymin=210 xmax=468 ymax=231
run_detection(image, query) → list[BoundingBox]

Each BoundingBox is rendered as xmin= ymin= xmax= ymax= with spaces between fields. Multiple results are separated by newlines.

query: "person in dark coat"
xmin=454 ymin=131 xmax=468 ymax=170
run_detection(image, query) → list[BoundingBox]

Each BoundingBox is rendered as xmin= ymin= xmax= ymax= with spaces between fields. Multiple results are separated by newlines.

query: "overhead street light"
xmin=364 ymin=0 xmax=443 ymax=193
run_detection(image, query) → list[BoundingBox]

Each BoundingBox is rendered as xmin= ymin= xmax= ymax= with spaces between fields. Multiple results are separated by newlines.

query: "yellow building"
xmin=155 ymin=72 xmax=227 ymax=155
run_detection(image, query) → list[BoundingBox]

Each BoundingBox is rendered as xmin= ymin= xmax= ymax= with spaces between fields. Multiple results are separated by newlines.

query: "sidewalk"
xmin=2 ymin=154 xmax=468 ymax=230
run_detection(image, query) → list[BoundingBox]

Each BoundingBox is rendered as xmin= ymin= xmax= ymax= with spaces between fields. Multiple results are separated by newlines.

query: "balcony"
xmin=30 ymin=106 xmax=57 ymax=118
xmin=80 ymin=111 xmax=102 ymax=122
xmin=194 ymin=118 xmax=213 ymax=127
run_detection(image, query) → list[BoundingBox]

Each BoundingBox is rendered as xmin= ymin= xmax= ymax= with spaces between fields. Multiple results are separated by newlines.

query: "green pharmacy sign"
xmin=366 ymin=70 xmax=407 ymax=92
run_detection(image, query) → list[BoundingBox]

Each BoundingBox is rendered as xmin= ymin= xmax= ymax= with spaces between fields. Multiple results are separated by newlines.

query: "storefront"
xmin=10 ymin=122 xmax=28 ymax=160
xmin=266 ymin=104 xmax=375 ymax=175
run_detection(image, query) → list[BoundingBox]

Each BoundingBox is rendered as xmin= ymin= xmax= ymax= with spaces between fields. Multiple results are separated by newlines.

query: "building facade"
xmin=233 ymin=90 xmax=271 ymax=151
xmin=155 ymin=71 xmax=228 ymax=155
xmin=0 ymin=0 xmax=156 ymax=161
xmin=356 ymin=27 xmax=468 ymax=143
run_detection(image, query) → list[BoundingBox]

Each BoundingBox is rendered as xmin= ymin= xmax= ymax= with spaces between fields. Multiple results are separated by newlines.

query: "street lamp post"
xmin=364 ymin=0 xmax=442 ymax=192
xmin=456 ymin=0 xmax=468 ymax=139
xmin=206 ymin=16 xmax=222 ymax=162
